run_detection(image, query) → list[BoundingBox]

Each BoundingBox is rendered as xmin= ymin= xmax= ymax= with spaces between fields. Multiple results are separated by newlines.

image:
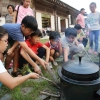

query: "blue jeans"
xmin=89 ymin=30 xmax=99 ymax=52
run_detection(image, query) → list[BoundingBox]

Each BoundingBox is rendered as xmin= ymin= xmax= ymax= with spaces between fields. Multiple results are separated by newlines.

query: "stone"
xmin=0 ymin=94 xmax=12 ymax=100
xmin=38 ymin=94 xmax=51 ymax=100
xmin=28 ymin=78 xmax=44 ymax=83
xmin=21 ymin=87 xmax=33 ymax=95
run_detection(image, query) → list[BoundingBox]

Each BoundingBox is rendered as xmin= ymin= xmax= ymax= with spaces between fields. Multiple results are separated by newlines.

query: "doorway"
xmin=60 ymin=18 xmax=66 ymax=32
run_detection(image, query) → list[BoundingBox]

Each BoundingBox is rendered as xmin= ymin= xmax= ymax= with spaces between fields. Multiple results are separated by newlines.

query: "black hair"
xmin=21 ymin=1 xmax=23 ymax=5
xmin=49 ymin=31 xmax=61 ymax=40
xmin=80 ymin=8 xmax=85 ymax=12
xmin=0 ymin=26 xmax=8 ymax=40
xmin=7 ymin=5 xmax=15 ymax=12
xmin=21 ymin=16 xmax=38 ymax=31
xmin=74 ymin=24 xmax=82 ymax=30
xmin=30 ymin=29 xmax=42 ymax=37
xmin=90 ymin=2 xmax=96 ymax=7
xmin=65 ymin=27 xmax=77 ymax=37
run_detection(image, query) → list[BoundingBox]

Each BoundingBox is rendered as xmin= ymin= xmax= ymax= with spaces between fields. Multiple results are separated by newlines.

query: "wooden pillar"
xmin=31 ymin=0 xmax=36 ymax=18
xmin=0 ymin=0 xmax=2 ymax=14
xmin=54 ymin=5 xmax=58 ymax=31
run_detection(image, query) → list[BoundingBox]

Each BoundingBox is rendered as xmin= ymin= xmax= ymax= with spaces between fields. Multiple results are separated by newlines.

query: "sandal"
xmin=11 ymin=71 xmax=22 ymax=77
xmin=68 ymin=55 xmax=74 ymax=60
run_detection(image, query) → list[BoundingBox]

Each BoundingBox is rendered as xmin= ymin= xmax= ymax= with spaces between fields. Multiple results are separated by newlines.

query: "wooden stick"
xmin=46 ymin=64 xmax=59 ymax=83
xmin=39 ymin=76 xmax=60 ymax=89
xmin=40 ymin=72 xmax=44 ymax=76
xmin=40 ymin=91 xmax=60 ymax=98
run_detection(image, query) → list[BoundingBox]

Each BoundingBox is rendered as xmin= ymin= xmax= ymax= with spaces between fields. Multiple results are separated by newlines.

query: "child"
xmin=19 ymin=29 xmax=50 ymax=74
xmin=2 ymin=16 xmax=47 ymax=77
xmin=14 ymin=0 xmax=34 ymax=23
xmin=74 ymin=24 xmax=88 ymax=47
xmin=45 ymin=31 xmax=62 ymax=66
xmin=87 ymin=2 xmax=100 ymax=55
xmin=61 ymin=28 xmax=84 ymax=62
xmin=0 ymin=26 xmax=39 ymax=89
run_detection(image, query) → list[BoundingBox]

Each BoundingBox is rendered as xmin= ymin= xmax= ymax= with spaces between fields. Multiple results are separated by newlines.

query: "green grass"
xmin=40 ymin=39 xmax=48 ymax=44
xmin=0 ymin=66 xmax=59 ymax=100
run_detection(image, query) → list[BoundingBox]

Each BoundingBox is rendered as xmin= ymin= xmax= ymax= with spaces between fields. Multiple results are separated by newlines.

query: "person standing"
xmin=14 ymin=0 xmax=34 ymax=24
xmin=5 ymin=5 xmax=15 ymax=23
xmin=87 ymin=2 xmax=100 ymax=55
xmin=76 ymin=8 xmax=85 ymax=31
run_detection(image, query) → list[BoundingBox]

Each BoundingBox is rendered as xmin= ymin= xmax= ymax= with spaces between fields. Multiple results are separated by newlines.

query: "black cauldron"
xmin=58 ymin=57 xmax=100 ymax=100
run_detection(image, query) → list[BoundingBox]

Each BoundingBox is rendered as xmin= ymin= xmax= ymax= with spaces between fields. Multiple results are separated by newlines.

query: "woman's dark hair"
xmin=49 ymin=31 xmax=61 ymax=40
xmin=7 ymin=5 xmax=15 ymax=12
xmin=0 ymin=26 xmax=8 ymax=40
xmin=65 ymin=27 xmax=77 ymax=37
xmin=80 ymin=8 xmax=85 ymax=12
xmin=90 ymin=2 xmax=96 ymax=7
xmin=74 ymin=24 xmax=82 ymax=30
xmin=30 ymin=29 xmax=42 ymax=37
xmin=20 ymin=0 xmax=26 ymax=5
xmin=21 ymin=16 xmax=38 ymax=31
xmin=21 ymin=1 xmax=23 ymax=5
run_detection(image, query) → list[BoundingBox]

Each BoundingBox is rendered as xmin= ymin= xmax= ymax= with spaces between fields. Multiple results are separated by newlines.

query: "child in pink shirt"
xmin=14 ymin=0 xmax=34 ymax=24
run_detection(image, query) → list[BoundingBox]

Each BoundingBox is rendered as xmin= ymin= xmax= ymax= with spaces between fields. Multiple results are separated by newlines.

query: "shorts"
xmin=53 ymin=49 xmax=59 ymax=57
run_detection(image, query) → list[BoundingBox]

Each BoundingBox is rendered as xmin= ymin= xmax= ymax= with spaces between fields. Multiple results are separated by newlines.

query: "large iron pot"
xmin=58 ymin=57 xmax=100 ymax=100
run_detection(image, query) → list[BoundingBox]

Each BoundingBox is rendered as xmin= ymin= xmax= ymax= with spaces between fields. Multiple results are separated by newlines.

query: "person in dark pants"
xmin=74 ymin=24 xmax=88 ymax=47
xmin=19 ymin=29 xmax=50 ymax=75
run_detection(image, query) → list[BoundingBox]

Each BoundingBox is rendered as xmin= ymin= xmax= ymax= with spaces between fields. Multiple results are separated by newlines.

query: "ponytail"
xmin=20 ymin=1 xmax=23 ymax=5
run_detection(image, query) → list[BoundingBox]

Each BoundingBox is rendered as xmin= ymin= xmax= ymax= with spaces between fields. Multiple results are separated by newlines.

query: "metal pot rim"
xmin=58 ymin=67 xmax=100 ymax=86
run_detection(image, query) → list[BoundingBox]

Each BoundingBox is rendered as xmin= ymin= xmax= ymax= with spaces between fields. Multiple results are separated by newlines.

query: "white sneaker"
xmin=49 ymin=62 xmax=53 ymax=69
xmin=52 ymin=61 xmax=58 ymax=66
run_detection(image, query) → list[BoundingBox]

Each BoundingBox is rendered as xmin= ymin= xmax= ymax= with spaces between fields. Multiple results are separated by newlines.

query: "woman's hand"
xmin=7 ymin=48 xmax=13 ymax=55
xmin=39 ymin=59 xmax=48 ymax=69
xmin=29 ymin=72 xmax=39 ymax=79
xmin=74 ymin=39 xmax=79 ymax=46
xmin=34 ymin=65 xmax=41 ymax=74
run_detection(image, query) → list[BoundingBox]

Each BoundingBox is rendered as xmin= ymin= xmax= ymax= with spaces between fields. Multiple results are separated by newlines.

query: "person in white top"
xmin=0 ymin=26 xmax=39 ymax=89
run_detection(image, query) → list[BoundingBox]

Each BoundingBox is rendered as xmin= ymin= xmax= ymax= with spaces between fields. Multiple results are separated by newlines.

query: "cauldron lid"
xmin=62 ymin=60 xmax=99 ymax=74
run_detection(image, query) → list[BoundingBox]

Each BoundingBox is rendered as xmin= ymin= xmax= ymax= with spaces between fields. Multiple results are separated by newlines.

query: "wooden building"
xmin=0 ymin=0 xmax=79 ymax=32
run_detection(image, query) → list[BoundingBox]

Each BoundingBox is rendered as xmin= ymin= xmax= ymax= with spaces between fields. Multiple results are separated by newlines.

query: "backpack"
xmin=15 ymin=5 xmax=20 ymax=23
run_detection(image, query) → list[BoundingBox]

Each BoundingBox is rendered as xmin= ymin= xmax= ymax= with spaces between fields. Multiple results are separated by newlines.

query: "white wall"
xmin=0 ymin=17 xmax=5 ymax=26
xmin=51 ymin=15 xmax=55 ymax=31
xmin=69 ymin=15 xmax=71 ymax=25
xmin=66 ymin=18 xmax=68 ymax=28
xmin=58 ymin=17 xmax=61 ymax=32
xmin=36 ymin=12 xmax=42 ymax=30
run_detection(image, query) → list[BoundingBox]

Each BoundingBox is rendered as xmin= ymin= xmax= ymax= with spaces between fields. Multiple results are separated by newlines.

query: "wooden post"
xmin=54 ymin=5 xmax=58 ymax=31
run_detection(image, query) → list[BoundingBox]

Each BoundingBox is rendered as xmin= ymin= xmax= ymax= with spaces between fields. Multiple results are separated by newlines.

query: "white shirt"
xmin=0 ymin=60 xmax=6 ymax=74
